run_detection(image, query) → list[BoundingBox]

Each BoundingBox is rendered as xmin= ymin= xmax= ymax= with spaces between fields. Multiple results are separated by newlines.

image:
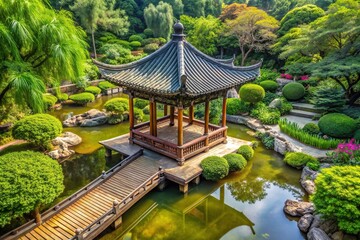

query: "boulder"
xmin=284 ymin=199 xmax=315 ymax=217
xmin=298 ymin=214 xmax=314 ymax=232
xmin=63 ymin=109 xmax=109 ymax=127
xmin=86 ymin=109 xmax=106 ymax=118
xmin=80 ymin=116 xmax=108 ymax=127
xmin=302 ymin=180 xmax=316 ymax=195
xmin=307 ymin=228 xmax=331 ymax=240
xmin=269 ymin=98 xmax=282 ymax=109
xmin=227 ymin=88 xmax=239 ymax=98
xmin=53 ymin=132 xmax=82 ymax=147
xmin=300 ymin=166 xmax=318 ymax=194
xmin=331 ymin=231 xmax=344 ymax=240
xmin=310 ymin=215 xmax=338 ymax=235
xmin=48 ymin=139 xmax=75 ymax=159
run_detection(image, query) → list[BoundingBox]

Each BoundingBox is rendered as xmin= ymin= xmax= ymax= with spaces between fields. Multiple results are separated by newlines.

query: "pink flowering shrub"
xmin=327 ymin=139 xmax=360 ymax=165
xmin=300 ymin=75 xmax=309 ymax=80
xmin=280 ymin=73 xmax=293 ymax=79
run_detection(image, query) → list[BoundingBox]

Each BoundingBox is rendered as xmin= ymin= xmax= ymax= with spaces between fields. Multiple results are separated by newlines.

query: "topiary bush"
xmin=311 ymin=166 xmax=360 ymax=234
xmin=12 ymin=114 xmax=63 ymax=150
xmin=129 ymin=34 xmax=143 ymax=42
xmin=226 ymin=98 xmax=250 ymax=115
xmin=283 ymin=152 xmax=318 ymax=169
xmin=134 ymin=98 xmax=149 ymax=109
xmin=143 ymin=105 xmax=150 ymax=114
xmin=98 ymin=81 xmax=116 ymax=91
xmin=303 ymin=123 xmax=320 ymax=135
xmin=237 ymin=145 xmax=254 ymax=161
xmin=259 ymin=80 xmax=279 ymax=92
xmin=282 ymin=82 xmax=305 ymax=101
xmin=223 ymin=153 xmax=247 ymax=172
xmin=0 ymin=151 xmax=64 ymax=227
xmin=200 ymin=156 xmax=229 ymax=181
xmin=130 ymin=41 xmax=142 ymax=50
xmin=143 ymin=28 xmax=154 ymax=38
xmin=43 ymin=94 xmax=58 ymax=109
xmin=57 ymin=93 xmax=68 ymax=102
xmin=69 ymin=92 xmax=95 ymax=105
xmin=239 ymin=84 xmax=265 ymax=104
xmin=85 ymin=86 xmax=102 ymax=95
xmin=318 ymin=113 xmax=357 ymax=138
xmin=134 ymin=108 xmax=144 ymax=122
xmin=144 ymin=43 xmax=159 ymax=53
xmin=104 ymin=98 xmax=129 ymax=115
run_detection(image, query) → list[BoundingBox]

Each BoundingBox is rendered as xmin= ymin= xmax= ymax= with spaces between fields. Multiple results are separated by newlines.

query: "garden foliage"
xmin=104 ymin=98 xmax=129 ymax=115
xmin=85 ymin=86 xmax=102 ymax=95
xmin=226 ymin=98 xmax=250 ymax=115
xmin=282 ymin=82 xmax=305 ymax=101
xmin=237 ymin=145 xmax=254 ymax=161
xmin=318 ymin=113 xmax=357 ymax=138
xmin=240 ymin=84 xmax=265 ymax=104
xmin=302 ymin=123 xmax=320 ymax=135
xmin=223 ymin=153 xmax=247 ymax=172
xmin=98 ymin=81 xmax=116 ymax=91
xmin=259 ymin=80 xmax=279 ymax=92
xmin=134 ymin=99 xmax=149 ymax=109
xmin=200 ymin=156 xmax=229 ymax=181
xmin=69 ymin=93 xmax=95 ymax=105
xmin=283 ymin=152 xmax=318 ymax=169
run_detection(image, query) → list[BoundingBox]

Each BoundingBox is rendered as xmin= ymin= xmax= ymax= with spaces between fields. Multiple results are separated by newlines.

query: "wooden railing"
xmin=0 ymin=150 xmax=143 ymax=240
xmin=72 ymin=169 xmax=164 ymax=240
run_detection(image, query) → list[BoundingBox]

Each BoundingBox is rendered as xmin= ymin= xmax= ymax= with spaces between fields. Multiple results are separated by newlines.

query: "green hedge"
xmin=200 ymin=156 xmax=229 ymax=181
xmin=57 ymin=93 xmax=68 ymax=102
xmin=223 ymin=153 xmax=247 ymax=172
xmin=282 ymin=82 xmax=305 ymax=101
xmin=284 ymin=152 xmax=318 ymax=169
xmin=129 ymin=34 xmax=143 ymax=42
xmin=318 ymin=113 xmax=357 ymax=138
xmin=237 ymin=145 xmax=254 ymax=160
xmin=311 ymin=166 xmax=360 ymax=234
xmin=43 ymin=94 xmax=58 ymax=109
xmin=143 ymin=105 xmax=150 ymax=114
xmin=239 ymin=84 xmax=265 ymax=104
xmin=279 ymin=119 xmax=341 ymax=149
xmin=260 ymin=80 xmax=279 ymax=92
xmin=69 ymin=92 xmax=95 ymax=105
xmin=144 ymin=43 xmax=159 ymax=53
xmin=303 ymin=123 xmax=320 ymax=135
xmin=104 ymin=98 xmax=129 ymax=115
xmin=98 ymin=81 xmax=116 ymax=91
xmin=134 ymin=98 xmax=149 ymax=109
xmin=0 ymin=151 xmax=64 ymax=227
xmin=12 ymin=114 xmax=63 ymax=150
xmin=85 ymin=86 xmax=102 ymax=95
xmin=134 ymin=108 xmax=144 ymax=122
xmin=226 ymin=98 xmax=250 ymax=115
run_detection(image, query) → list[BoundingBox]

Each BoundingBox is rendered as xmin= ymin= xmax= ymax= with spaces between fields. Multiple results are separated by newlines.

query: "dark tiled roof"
xmin=94 ymin=25 xmax=261 ymax=97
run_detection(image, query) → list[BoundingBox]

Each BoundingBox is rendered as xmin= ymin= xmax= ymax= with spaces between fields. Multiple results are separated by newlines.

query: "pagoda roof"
xmin=94 ymin=23 xmax=261 ymax=97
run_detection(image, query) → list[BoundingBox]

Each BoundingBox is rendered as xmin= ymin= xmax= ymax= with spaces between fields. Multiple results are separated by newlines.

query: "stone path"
xmin=280 ymin=115 xmax=318 ymax=128
xmin=0 ymin=140 xmax=26 ymax=152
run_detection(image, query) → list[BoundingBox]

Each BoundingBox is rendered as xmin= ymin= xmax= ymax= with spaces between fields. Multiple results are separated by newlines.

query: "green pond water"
xmin=49 ymin=95 xmax=305 ymax=240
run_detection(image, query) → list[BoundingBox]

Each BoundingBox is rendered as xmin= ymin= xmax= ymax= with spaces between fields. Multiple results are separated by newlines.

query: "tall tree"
xmin=205 ymin=0 xmax=223 ymax=17
xmin=183 ymin=0 xmax=206 ymax=17
xmin=225 ymin=6 xmax=279 ymax=65
xmin=144 ymin=1 xmax=174 ymax=40
xmin=219 ymin=3 xmax=247 ymax=21
xmin=71 ymin=0 xmax=129 ymax=58
xmin=0 ymin=0 xmax=88 ymax=114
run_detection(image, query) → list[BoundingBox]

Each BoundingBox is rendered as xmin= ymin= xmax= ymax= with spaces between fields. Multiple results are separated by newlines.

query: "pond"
xmin=49 ymin=95 xmax=305 ymax=240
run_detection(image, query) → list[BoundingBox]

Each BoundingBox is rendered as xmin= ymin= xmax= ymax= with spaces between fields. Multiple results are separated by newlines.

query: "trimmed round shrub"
xmin=134 ymin=98 xmax=149 ymax=109
xmin=134 ymin=108 xmax=144 ymax=122
xmin=104 ymin=98 xmax=129 ymax=115
xmin=0 ymin=151 xmax=64 ymax=227
xmin=98 ymin=81 xmax=116 ymax=91
xmin=318 ymin=113 xmax=357 ymax=138
xmin=143 ymin=28 xmax=154 ymax=38
xmin=43 ymin=94 xmax=58 ymax=109
xmin=303 ymin=123 xmax=320 ymax=135
xmin=57 ymin=93 xmax=68 ymax=102
xmin=283 ymin=152 xmax=318 ymax=169
xmin=85 ymin=86 xmax=101 ymax=95
xmin=237 ymin=145 xmax=254 ymax=161
xmin=129 ymin=34 xmax=143 ymax=42
xmin=130 ymin=41 xmax=142 ymax=49
xmin=144 ymin=43 xmax=159 ymax=53
xmin=282 ymin=82 xmax=305 ymax=101
xmin=12 ymin=114 xmax=62 ymax=150
xmin=108 ymin=114 xmax=124 ymax=125
xmin=143 ymin=105 xmax=150 ymax=114
xmin=239 ymin=84 xmax=265 ymax=104
xmin=259 ymin=80 xmax=279 ymax=92
xmin=223 ymin=153 xmax=247 ymax=172
xmin=200 ymin=156 xmax=229 ymax=181
xmin=311 ymin=166 xmax=360 ymax=234
xmin=226 ymin=98 xmax=250 ymax=115
xmin=69 ymin=92 xmax=95 ymax=105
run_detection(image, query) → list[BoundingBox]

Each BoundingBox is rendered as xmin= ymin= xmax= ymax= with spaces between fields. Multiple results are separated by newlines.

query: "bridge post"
xmin=157 ymin=166 xmax=167 ymax=191
xmin=112 ymin=200 xmax=123 ymax=229
xmin=75 ymin=228 xmax=83 ymax=240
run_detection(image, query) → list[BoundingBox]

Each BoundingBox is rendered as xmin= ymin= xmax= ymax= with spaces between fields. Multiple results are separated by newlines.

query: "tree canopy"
xmin=144 ymin=1 xmax=174 ymax=40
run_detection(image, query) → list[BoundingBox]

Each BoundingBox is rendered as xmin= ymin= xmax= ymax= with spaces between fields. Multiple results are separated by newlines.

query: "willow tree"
xmin=144 ymin=1 xmax=174 ymax=40
xmin=225 ymin=6 xmax=279 ymax=66
xmin=71 ymin=0 xmax=129 ymax=58
xmin=0 ymin=0 xmax=88 ymax=114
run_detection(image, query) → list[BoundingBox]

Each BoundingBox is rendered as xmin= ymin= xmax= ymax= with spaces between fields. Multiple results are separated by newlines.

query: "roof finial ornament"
xmin=173 ymin=21 xmax=184 ymax=35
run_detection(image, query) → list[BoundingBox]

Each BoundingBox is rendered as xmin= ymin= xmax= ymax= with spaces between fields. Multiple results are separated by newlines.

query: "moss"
xmin=318 ymin=113 xmax=357 ymax=138
xmin=84 ymin=86 xmax=102 ymax=95
xmin=200 ymin=156 xmax=229 ymax=181
xmin=284 ymin=152 xmax=318 ymax=169
xmin=282 ymin=82 xmax=305 ymax=101
xmin=69 ymin=93 xmax=95 ymax=105
xmin=98 ymin=81 xmax=116 ymax=91
xmin=237 ymin=145 xmax=254 ymax=160
xmin=223 ymin=153 xmax=247 ymax=172
xmin=239 ymin=84 xmax=265 ymax=104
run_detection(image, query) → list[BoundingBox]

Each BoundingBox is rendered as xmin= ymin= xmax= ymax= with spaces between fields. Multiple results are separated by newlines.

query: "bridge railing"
xmin=73 ymin=168 xmax=164 ymax=240
xmin=0 ymin=149 xmax=143 ymax=240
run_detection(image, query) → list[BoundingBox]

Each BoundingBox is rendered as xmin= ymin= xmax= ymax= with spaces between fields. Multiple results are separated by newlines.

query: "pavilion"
xmin=94 ymin=22 xmax=261 ymax=165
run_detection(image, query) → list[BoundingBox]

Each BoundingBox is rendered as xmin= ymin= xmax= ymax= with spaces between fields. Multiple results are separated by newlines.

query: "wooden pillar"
xmin=170 ymin=106 xmax=175 ymax=126
xmin=222 ymin=95 xmax=227 ymax=127
xmin=149 ymin=99 xmax=154 ymax=136
xmin=178 ymin=106 xmax=183 ymax=146
xmin=189 ymin=102 xmax=194 ymax=124
xmin=153 ymin=101 xmax=157 ymax=137
xmin=164 ymin=104 xmax=168 ymax=116
xmin=129 ymin=93 xmax=134 ymax=142
xmin=204 ymin=99 xmax=210 ymax=147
